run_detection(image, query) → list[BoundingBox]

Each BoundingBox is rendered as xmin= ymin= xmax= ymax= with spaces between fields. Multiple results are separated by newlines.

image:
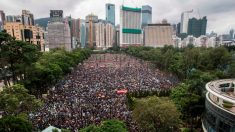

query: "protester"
xmin=30 ymin=54 xmax=178 ymax=131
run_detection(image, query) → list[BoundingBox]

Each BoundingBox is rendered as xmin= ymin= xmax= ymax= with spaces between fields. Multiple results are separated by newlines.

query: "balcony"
xmin=206 ymin=79 xmax=235 ymax=115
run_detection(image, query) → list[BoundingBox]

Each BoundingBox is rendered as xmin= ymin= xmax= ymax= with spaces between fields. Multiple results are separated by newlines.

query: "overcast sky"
xmin=0 ymin=0 xmax=234 ymax=34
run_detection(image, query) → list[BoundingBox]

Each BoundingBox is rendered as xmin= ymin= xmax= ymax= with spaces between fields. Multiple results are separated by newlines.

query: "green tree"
xmin=0 ymin=31 xmax=15 ymax=86
xmin=22 ymin=48 xmax=91 ymax=96
xmin=132 ymin=96 xmax=181 ymax=132
xmin=61 ymin=129 xmax=71 ymax=132
xmin=79 ymin=120 xmax=127 ymax=132
xmin=0 ymin=84 xmax=42 ymax=115
xmin=170 ymin=82 xmax=204 ymax=130
xmin=1 ymin=40 xmax=40 ymax=84
xmin=0 ymin=115 xmax=32 ymax=132
xmin=99 ymin=120 xmax=127 ymax=132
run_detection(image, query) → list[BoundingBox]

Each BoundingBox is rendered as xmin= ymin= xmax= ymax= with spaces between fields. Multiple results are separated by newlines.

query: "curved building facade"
xmin=203 ymin=79 xmax=235 ymax=132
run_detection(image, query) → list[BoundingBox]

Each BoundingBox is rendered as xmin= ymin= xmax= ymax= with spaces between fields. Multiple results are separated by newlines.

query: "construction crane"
xmin=197 ymin=8 xmax=201 ymax=19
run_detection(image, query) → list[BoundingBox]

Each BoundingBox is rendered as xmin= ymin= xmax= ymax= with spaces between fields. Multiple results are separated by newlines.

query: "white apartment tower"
xmin=96 ymin=22 xmax=105 ymax=49
xmin=105 ymin=23 xmax=114 ymax=48
xmin=95 ymin=21 xmax=114 ymax=50
xmin=120 ymin=5 xmax=142 ymax=47
xmin=180 ymin=10 xmax=193 ymax=34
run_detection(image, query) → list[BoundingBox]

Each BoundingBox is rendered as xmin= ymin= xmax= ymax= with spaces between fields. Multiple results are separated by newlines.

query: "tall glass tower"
xmin=187 ymin=16 xmax=207 ymax=37
xmin=106 ymin=3 xmax=115 ymax=25
xmin=142 ymin=5 xmax=152 ymax=27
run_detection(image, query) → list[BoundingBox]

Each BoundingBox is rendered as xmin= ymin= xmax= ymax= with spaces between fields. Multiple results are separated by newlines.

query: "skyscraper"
xmin=22 ymin=10 xmax=34 ymax=25
xmin=71 ymin=18 xmax=81 ymax=48
xmin=180 ymin=10 xmax=193 ymax=34
xmin=47 ymin=10 xmax=72 ymax=51
xmin=105 ymin=22 xmax=115 ymax=48
xmin=85 ymin=14 xmax=99 ymax=48
xmin=106 ymin=3 xmax=115 ymax=25
xmin=229 ymin=29 xmax=234 ymax=39
xmin=6 ymin=15 xmax=21 ymax=22
xmin=176 ymin=22 xmax=181 ymax=36
xmin=187 ymin=16 xmax=207 ymax=38
xmin=142 ymin=5 xmax=152 ymax=27
xmin=80 ymin=19 xmax=86 ymax=48
xmin=95 ymin=21 xmax=105 ymax=49
xmin=47 ymin=22 xmax=72 ymax=51
xmin=120 ymin=5 xmax=142 ymax=47
xmin=0 ymin=10 xmax=5 ymax=31
xmin=95 ymin=20 xmax=115 ymax=49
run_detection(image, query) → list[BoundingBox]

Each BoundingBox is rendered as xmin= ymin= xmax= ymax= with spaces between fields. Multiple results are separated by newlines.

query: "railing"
xmin=205 ymin=93 xmax=235 ymax=127
xmin=206 ymin=79 xmax=235 ymax=104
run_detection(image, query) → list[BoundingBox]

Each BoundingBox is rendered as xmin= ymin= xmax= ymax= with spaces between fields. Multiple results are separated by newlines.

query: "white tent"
xmin=42 ymin=126 xmax=61 ymax=132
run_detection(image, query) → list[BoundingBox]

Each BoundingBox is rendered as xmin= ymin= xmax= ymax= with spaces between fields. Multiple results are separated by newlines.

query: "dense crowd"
xmin=30 ymin=54 xmax=178 ymax=131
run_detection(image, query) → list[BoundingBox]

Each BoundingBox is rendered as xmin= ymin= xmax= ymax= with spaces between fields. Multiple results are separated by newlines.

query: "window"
xmin=218 ymin=121 xmax=231 ymax=132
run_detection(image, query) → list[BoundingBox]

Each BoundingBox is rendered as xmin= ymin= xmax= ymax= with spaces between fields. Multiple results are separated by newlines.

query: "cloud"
xmin=0 ymin=0 xmax=85 ymax=18
xmin=0 ymin=0 xmax=234 ymax=34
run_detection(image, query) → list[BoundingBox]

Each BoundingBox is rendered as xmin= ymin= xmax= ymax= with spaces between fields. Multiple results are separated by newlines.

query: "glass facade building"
xmin=187 ymin=16 xmax=207 ymax=38
xmin=141 ymin=5 xmax=152 ymax=27
xmin=106 ymin=3 xmax=115 ymax=25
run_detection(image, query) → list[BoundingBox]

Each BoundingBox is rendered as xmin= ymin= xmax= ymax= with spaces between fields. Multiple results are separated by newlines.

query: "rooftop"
xmin=122 ymin=6 xmax=141 ymax=12
xmin=206 ymin=79 xmax=235 ymax=114
xmin=206 ymin=79 xmax=235 ymax=102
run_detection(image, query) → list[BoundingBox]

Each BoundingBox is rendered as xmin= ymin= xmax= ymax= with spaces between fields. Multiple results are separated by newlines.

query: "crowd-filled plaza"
xmin=30 ymin=54 xmax=178 ymax=131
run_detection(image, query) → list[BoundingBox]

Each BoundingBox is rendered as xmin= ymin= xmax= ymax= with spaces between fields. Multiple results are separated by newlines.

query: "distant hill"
xmin=35 ymin=17 xmax=50 ymax=29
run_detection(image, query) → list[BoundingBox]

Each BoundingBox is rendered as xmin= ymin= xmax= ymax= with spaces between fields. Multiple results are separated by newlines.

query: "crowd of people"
xmin=30 ymin=54 xmax=178 ymax=131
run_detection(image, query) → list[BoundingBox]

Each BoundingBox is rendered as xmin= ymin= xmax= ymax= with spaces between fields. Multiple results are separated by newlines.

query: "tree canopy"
xmin=132 ymin=96 xmax=181 ymax=132
xmin=124 ymin=45 xmax=235 ymax=130
xmin=0 ymin=84 xmax=42 ymax=115
xmin=0 ymin=115 xmax=32 ymax=132
xmin=79 ymin=119 xmax=127 ymax=132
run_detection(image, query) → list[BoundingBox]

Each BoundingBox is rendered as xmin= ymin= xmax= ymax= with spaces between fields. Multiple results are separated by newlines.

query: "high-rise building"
xmin=94 ymin=20 xmax=114 ymax=50
xmin=120 ymin=5 xmax=142 ymax=47
xmin=105 ymin=22 xmax=115 ymax=48
xmin=95 ymin=21 xmax=105 ymax=49
xmin=229 ymin=29 xmax=234 ymax=39
xmin=4 ymin=22 xmax=45 ymax=50
xmin=80 ymin=19 xmax=86 ymax=48
xmin=50 ymin=10 xmax=63 ymax=22
xmin=106 ymin=3 xmax=115 ymax=25
xmin=115 ymin=25 xmax=120 ymax=46
xmin=144 ymin=23 xmax=174 ymax=47
xmin=6 ymin=15 xmax=21 ymax=23
xmin=180 ymin=10 xmax=193 ymax=34
xmin=176 ymin=22 xmax=181 ymax=36
xmin=47 ymin=10 xmax=71 ymax=51
xmin=202 ymin=79 xmax=235 ymax=132
xmin=187 ymin=16 xmax=207 ymax=38
xmin=22 ymin=10 xmax=34 ymax=26
xmin=67 ymin=17 xmax=80 ymax=49
xmin=71 ymin=19 xmax=80 ymax=40
xmin=142 ymin=5 xmax=152 ymax=27
xmin=47 ymin=22 xmax=71 ymax=51
xmin=0 ymin=10 xmax=5 ymax=31
xmin=85 ymin=14 xmax=98 ymax=48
